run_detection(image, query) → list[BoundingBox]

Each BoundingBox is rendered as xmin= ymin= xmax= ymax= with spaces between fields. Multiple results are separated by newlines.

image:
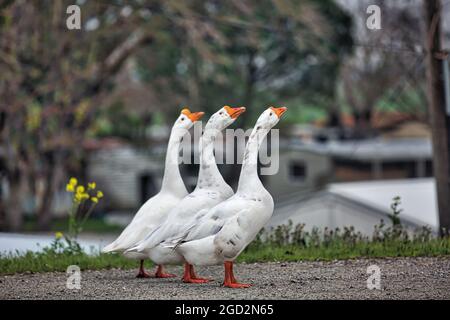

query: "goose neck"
xmin=160 ymin=130 xmax=188 ymax=196
xmin=197 ymin=128 xmax=227 ymax=189
xmin=237 ymin=127 xmax=269 ymax=192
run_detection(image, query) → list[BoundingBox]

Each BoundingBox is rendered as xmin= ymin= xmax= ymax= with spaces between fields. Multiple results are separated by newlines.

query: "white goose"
xmin=102 ymin=108 xmax=204 ymax=278
xmin=170 ymin=107 xmax=287 ymax=288
xmin=128 ymin=106 xmax=246 ymax=283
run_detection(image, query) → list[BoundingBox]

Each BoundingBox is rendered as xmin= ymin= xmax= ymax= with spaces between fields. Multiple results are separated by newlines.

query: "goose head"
xmin=172 ymin=107 xmax=204 ymax=131
xmin=254 ymin=106 xmax=287 ymax=130
xmin=204 ymin=105 xmax=246 ymax=131
xmin=169 ymin=108 xmax=204 ymax=141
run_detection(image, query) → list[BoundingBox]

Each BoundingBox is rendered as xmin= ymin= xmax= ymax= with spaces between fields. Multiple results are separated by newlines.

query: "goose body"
xmin=175 ymin=189 xmax=273 ymax=265
xmin=142 ymin=185 xmax=234 ymax=265
xmin=172 ymin=107 xmax=287 ymax=287
xmin=129 ymin=106 xmax=246 ymax=282
xmin=102 ymin=108 xmax=204 ymax=277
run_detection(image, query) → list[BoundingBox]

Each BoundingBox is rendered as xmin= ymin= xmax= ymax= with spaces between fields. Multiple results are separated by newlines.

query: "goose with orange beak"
xmin=102 ymin=108 xmax=204 ymax=278
xmin=128 ymin=106 xmax=246 ymax=283
xmin=164 ymin=107 xmax=287 ymax=288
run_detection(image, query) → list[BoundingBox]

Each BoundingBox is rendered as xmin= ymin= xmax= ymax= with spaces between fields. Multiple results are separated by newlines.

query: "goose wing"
xmin=102 ymin=193 xmax=173 ymax=252
xmin=165 ymin=198 xmax=249 ymax=248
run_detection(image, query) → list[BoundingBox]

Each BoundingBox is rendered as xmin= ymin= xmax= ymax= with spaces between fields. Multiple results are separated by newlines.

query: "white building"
xmin=268 ymin=178 xmax=439 ymax=236
xmin=264 ymin=137 xmax=433 ymax=199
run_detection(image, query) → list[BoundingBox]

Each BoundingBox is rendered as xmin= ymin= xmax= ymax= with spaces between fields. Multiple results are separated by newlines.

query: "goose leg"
xmin=223 ymin=261 xmax=251 ymax=288
xmin=154 ymin=265 xmax=177 ymax=278
xmin=182 ymin=263 xmax=210 ymax=283
xmin=189 ymin=264 xmax=211 ymax=282
xmin=136 ymin=260 xmax=152 ymax=278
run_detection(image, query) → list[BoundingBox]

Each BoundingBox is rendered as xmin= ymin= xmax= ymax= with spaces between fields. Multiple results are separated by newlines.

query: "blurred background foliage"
xmin=0 ymin=0 xmax=429 ymax=231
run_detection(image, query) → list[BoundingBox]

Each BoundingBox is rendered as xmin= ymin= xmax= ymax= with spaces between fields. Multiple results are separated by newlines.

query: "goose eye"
xmin=219 ymin=112 xmax=223 ymax=115
xmin=181 ymin=117 xmax=185 ymax=121
xmin=269 ymin=112 xmax=273 ymax=116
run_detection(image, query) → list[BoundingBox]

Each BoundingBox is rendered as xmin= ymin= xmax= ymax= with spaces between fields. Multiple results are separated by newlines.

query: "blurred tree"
xmin=134 ymin=0 xmax=353 ymax=126
xmin=0 ymin=0 xmax=353 ymax=230
xmin=339 ymin=0 xmax=427 ymax=137
xmin=0 ymin=0 xmax=154 ymax=230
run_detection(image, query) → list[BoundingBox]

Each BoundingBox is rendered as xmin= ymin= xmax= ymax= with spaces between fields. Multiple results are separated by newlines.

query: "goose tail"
xmin=102 ymin=241 xmax=119 ymax=253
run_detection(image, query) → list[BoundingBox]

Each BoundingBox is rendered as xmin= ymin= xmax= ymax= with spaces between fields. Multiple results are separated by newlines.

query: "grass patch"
xmin=1 ymin=238 xmax=449 ymax=275
xmin=2 ymin=199 xmax=449 ymax=275
xmin=238 ymin=238 xmax=450 ymax=263
xmin=0 ymin=251 xmax=140 ymax=275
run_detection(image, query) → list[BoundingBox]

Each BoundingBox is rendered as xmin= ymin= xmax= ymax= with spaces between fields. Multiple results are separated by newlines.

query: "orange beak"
xmin=270 ymin=106 xmax=287 ymax=118
xmin=181 ymin=108 xmax=205 ymax=122
xmin=224 ymin=106 xmax=246 ymax=119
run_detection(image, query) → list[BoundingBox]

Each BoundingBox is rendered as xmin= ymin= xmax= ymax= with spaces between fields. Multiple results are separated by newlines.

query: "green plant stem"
xmin=79 ymin=202 xmax=97 ymax=232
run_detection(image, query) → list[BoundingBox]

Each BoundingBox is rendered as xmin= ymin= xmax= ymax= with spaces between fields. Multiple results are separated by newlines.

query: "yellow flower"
xmin=55 ymin=232 xmax=63 ymax=240
xmin=91 ymin=197 xmax=98 ymax=203
xmin=69 ymin=177 xmax=77 ymax=186
xmin=74 ymin=192 xmax=89 ymax=202
xmin=74 ymin=193 xmax=83 ymax=203
xmin=96 ymin=190 xmax=104 ymax=199
xmin=66 ymin=183 xmax=75 ymax=192
xmin=88 ymin=182 xmax=96 ymax=190
xmin=76 ymin=186 xmax=85 ymax=194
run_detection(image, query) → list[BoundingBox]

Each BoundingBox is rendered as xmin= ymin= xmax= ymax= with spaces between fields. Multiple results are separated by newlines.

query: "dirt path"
xmin=1 ymin=257 xmax=449 ymax=299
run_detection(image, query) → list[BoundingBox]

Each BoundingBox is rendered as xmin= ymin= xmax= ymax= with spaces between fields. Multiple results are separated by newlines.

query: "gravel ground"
xmin=1 ymin=257 xmax=449 ymax=299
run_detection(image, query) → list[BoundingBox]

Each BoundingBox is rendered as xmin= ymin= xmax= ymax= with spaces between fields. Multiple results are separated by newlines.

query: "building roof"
xmin=269 ymin=178 xmax=438 ymax=234
xmin=328 ymin=178 xmax=438 ymax=229
xmin=288 ymin=138 xmax=432 ymax=162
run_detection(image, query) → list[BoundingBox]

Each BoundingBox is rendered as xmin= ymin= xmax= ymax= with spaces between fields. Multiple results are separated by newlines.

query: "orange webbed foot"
xmin=155 ymin=272 xmax=177 ymax=278
xmin=136 ymin=270 xmax=152 ymax=278
xmin=223 ymin=282 xmax=251 ymax=289
xmin=183 ymin=277 xmax=211 ymax=284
